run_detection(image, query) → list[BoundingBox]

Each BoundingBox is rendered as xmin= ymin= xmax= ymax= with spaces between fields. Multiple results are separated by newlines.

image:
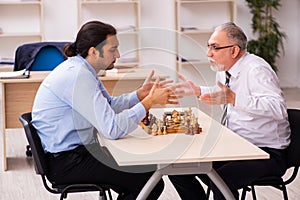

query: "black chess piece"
xmin=142 ymin=112 xmax=150 ymax=126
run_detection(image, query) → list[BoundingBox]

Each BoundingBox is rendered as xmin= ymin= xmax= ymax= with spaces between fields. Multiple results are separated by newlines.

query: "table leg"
xmin=136 ymin=170 xmax=163 ymax=200
xmin=136 ymin=163 xmax=235 ymax=200
xmin=1 ymin=83 xmax=7 ymax=171
xmin=2 ymin=128 xmax=7 ymax=171
xmin=207 ymin=169 xmax=235 ymax=199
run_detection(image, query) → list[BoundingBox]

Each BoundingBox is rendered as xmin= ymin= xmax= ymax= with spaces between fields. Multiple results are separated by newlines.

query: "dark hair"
xmin=215 ymin=22 xmax=247 ymax=51
xmin=64 ymin=21 xmax=117 ymax=58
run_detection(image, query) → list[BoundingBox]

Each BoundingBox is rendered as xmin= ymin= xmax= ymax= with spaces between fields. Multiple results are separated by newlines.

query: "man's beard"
xmin=106 ymin=62 xmax=115 ymax=70
xmin=208 ymin=58 xmax=225 ymax=72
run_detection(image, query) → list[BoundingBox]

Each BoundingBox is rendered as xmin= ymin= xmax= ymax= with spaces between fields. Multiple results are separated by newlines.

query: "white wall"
xmin=43 ymin=0 xmax=78 ymax=41
xmin=275 ymin=0 xmax=300 ymax=88
xmin=235 ymin=0 xmax=300 ymax=88
xmin=43 ymin=0 xmax=300 ymax=88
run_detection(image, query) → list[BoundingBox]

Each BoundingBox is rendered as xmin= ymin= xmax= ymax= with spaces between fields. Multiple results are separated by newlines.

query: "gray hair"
xmin=215 ymin=22 xmax=247 ymax=50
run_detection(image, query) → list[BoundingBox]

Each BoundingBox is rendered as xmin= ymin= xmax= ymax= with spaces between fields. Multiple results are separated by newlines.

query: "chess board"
xmin=140 ymin=121 xmax=189 ymax=134
xmin=140 ymin=109 xmax=202 ymax=135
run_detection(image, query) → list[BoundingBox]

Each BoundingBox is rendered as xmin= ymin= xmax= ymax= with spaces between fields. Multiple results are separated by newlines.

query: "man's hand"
xmin=199 ymin=81 xmax=236 ymax=105
xmin=137 ymin=70 xmax=174 ymax=100
xmin=141 ymin=77 xmax=178 ymax=111
xmin=170 ymin=74 xmax=201 ymax=97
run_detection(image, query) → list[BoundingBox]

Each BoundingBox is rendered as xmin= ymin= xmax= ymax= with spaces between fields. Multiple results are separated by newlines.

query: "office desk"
xmin=1 ymin=69 xmax=167 ymax=171
xmin=1 ymin=72 xmax=48 ymax=170
xmin=101 ymin=69 xmax=168 ymax=96
xmin=100 ymin=107 xmax=269 ymax=200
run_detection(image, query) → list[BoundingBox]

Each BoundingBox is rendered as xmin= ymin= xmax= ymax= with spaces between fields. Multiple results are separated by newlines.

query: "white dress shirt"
xmin=202 ymin=53 xmax=290 ymax=149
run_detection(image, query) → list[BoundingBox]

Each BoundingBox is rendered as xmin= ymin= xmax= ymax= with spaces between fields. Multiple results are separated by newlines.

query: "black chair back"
xmin=239 ymin=109 xmax=300 ymax=200
xmin=286 ymin=109 xmax=300 ymax=168
xmin=19 ymin=112 xmax=114 ymax=200
xmin=19 ymin=112 xmax=48 ymax=176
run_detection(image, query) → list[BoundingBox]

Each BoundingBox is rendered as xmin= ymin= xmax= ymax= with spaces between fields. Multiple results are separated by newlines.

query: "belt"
xmin=46 ymin=144 xmax=97 ymax=158
xmin=47 ymin=152 xmax=62 ymax=158
xmin=46 ymin=145 xmax=87 ymax=158
xmin=52 ymin=153 xmax=62 ymax=158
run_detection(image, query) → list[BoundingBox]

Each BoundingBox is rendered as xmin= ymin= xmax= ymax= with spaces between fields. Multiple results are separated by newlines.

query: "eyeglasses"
xmin=207 ymin=44 xmax=235 ymax=51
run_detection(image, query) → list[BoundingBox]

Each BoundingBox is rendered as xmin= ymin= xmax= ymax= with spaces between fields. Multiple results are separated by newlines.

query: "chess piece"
xmin=163 ymin=126 xmax=167 ymax=135
xmin=185 ymin=118 xmax=191 ymax=135
xmin=157 ymin=120 xmax=163 ymax=135
xmin=151 ymin=123 xmax=158 ymax=136
xmin=149 ymin=113 xmax=153 ymax=124
xmin=142 ymin=112 xmax=150 ymax=126
xmin=149 ymin=114 xmax=155 ymax=128
xmin=171 ymin=110 xmax=178 ymax=119
xmin=194 ymin=122 xmax=200 ymax=134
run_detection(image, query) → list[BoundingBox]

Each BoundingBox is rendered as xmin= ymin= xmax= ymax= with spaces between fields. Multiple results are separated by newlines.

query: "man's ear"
xmin=88 ymin=47 xmax=97 ymax=56
xmin=232 ymin=45 xmax=240 ymax=58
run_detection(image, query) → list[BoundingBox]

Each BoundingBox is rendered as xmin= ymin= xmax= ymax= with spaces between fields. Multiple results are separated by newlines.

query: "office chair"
xmin=19 ymin=112 xmax=113 ymax=200
xmin=241 ymin=108 xmax=300 ymax=200
xmin=13 ymin=41 xmax=68 ymax=71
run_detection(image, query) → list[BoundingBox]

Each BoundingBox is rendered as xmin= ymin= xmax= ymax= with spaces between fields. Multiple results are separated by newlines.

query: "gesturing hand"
xmin=142 ymin=77 xmax=178 ymax=111
xmin=199 ymin=81 xmax=236 ymax=105
xmin=170 ymin=74 xmax=201 ymax=97
xmin=138 ymin=70 xmax=174 ymax=100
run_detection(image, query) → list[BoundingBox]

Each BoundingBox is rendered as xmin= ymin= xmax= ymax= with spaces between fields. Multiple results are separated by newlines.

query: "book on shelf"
xmin=0 ymin=69 xmax=30 ymax=79
xmin=0 ymin=57 xmax=14 ymax=65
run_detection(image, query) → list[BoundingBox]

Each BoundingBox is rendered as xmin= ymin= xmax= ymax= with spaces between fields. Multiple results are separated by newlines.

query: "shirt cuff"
xmin=131 ymin=102 xmax=147 ymax=123
xmin=128 ymin=91 xmax=141 ymax=108
xmin=200 ymin=86 xmax=215 ymax=94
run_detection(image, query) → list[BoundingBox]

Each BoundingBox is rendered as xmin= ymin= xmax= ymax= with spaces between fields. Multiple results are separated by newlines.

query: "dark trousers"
xmin=169 ymin=147 xmax=287 ymax=200
xmin=46 ymin=143 xmax=164 ymax=200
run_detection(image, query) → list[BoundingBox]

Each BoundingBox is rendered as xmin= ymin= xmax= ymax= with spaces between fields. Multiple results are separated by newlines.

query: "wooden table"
xmin=1 ymin=71 xmax=48 ymax=170
xmin=99 ymin=107 xmax=269 ymax=200
xmin=101 ymin=69 xmax=169 ymax=96
xmin=1 ymin=69 xmax=167 ymax=171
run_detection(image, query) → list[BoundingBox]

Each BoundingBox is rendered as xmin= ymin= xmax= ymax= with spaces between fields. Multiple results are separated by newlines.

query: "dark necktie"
xmin=221 ymin=71 xmax=231 ymax=125
xmin=225 ymin=71 xmax=231 ymax=87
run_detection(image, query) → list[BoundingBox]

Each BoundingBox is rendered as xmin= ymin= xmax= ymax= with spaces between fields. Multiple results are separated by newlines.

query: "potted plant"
xmin=245 ymin=0 xmax=286 ymax=73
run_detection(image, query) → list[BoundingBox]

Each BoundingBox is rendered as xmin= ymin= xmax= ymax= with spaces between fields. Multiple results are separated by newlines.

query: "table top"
xmin=0 ymin=71 xmax=49 ymax=83
xmin=100 ymin=107 xmax=269 ymax=166
xmin=0 ymin=68 xmax=168 ymax=83
xmin=101 ymin=68 xmax=169 ymax=80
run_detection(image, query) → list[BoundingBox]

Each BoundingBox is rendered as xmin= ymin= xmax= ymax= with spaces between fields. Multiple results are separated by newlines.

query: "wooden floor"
xmin=0 ymin=88 xmax=299 ymax=200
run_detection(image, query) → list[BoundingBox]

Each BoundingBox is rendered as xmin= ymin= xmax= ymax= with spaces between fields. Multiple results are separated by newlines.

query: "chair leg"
xmin=240 ymin=187 xmax=249 ymax=200
xmin=60 ymin=192 xmax=67 ymax=200
xmin=206 ymin=185 xmax=211 ymax=200
xmin=282 ymin=185 xmax=288 ymax=200
xmin=107 ymin=189 xmax=113 ymax=200
xmin=99 ymin=188 xmax=115 ymax=200
xmin=251 ymin=185 xmax=257 ymax=200
xmin=26 ymin=144 xmax=32 ymax=157
xmin=98 ymin=191 xmax=107 ymax=200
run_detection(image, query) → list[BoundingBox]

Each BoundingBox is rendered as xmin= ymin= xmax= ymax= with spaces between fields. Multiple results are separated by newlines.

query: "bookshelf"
xmin=78 ymin=0 xmax=141 ymax=69
xmin=0 ymin=0 xmax=43 ymax=61
xmin=175 ymin=0 xmax=236 ymax=85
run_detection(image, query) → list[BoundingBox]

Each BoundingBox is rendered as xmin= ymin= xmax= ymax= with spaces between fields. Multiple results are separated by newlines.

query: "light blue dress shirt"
xmin=32 ymin=55 xmax=146 ymax=153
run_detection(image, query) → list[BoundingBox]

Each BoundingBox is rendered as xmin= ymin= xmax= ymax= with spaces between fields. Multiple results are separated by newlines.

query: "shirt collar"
xmin=75 ymin=55 xmax=98 ymax=78
xmin=227 ymin=52 xmax=249 ymax=79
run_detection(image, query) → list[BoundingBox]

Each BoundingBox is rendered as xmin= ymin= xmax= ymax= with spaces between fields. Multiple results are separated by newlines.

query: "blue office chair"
xmin=30 ymin=46 xmax=65 ymax=71
xmin=14 ymin=41 xmax=68 ymax=71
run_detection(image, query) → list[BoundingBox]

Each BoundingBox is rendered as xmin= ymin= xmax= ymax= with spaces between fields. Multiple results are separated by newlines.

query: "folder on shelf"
xmin=0 ymin=57 xmax=14 ymax=65
xmin=0 ymin=69 xmax=30 ymax=79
